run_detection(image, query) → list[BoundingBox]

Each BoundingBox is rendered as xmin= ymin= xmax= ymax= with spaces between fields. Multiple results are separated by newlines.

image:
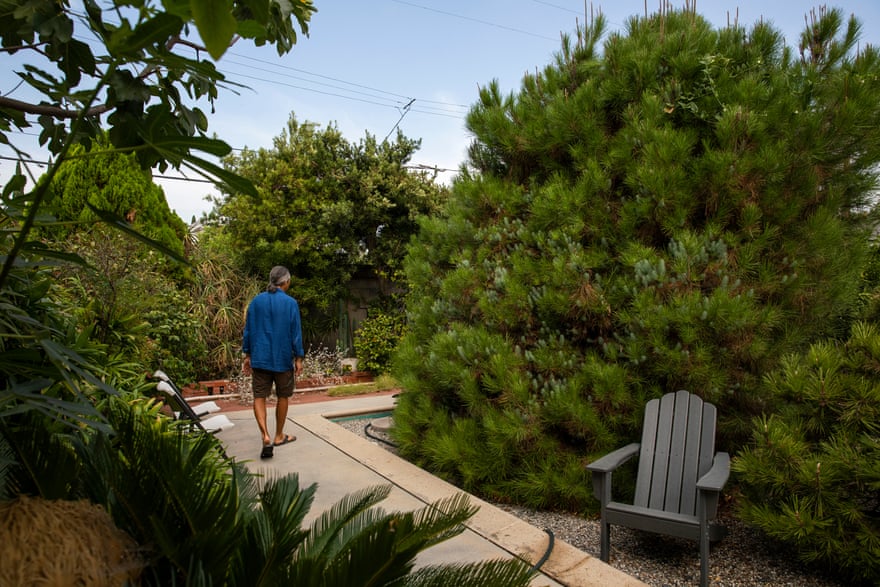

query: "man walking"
xmin=242 ymin=265 xmax=305 ymax=458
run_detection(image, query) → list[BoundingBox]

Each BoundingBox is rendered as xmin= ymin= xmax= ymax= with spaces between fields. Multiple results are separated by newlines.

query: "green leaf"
xmin=236 ymin=20 xmax=266 ymax=39
xmin=146 ymin=133 xmax=233 ymax=158
xmin=85 ymin=203 xmax=189 ymax=265
xmin=191 ymin=0 xmax=238 ymax=60
xmin=116 ymin=13 xmax=184 ymax=53
xmin=19 ymin=241 xmax=90 ymax=268
xmin=241 ymin=0 xmax=270 ymax=24
xmin=58 ymin=39 xmax=97 ymax=87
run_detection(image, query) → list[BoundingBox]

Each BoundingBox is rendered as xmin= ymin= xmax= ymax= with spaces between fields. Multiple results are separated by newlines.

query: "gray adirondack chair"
xmin=586 ymin=390 xmax=730 ymax=587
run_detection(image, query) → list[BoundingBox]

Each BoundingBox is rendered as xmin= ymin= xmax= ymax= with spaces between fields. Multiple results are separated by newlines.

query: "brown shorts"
xmin=252 ymin=368 xmax=295 ymax=399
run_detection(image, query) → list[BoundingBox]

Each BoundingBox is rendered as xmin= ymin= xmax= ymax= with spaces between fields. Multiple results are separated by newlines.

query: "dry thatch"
xmin=0 ymin=495 xmax=143 ymax=586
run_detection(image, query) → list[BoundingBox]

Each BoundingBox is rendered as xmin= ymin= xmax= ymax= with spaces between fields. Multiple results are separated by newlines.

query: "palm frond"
xmin=0 ymin=410 xmax=81 ymax=500
xmin=230 ymin=474 xmax=316 ymax=587
xmin=285 ymin=489 xmax=523 ymax=587
xmin=77 ymin=396 xmax=242 ymax=584
xmin=397 ymin=493 xmax=479 ymax=551
xmin=0 ymin=433 xmax=15 ymax=500
xmin=298 ymin=484 xmax=393 ymax=560
xmin=315 ymin=516 xmax=418 ymax=587
xmin=321 ymin=493 xmax=479 ymax=587
xmin=395 ymin=560 xmax=535 ymax=587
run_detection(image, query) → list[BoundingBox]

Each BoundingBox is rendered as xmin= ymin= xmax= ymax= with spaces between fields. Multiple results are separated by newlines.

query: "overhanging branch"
xmin=0 ymin=95 xmax=110 ymax=119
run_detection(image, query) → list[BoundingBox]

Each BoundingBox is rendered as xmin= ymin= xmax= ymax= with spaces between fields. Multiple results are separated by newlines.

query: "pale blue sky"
xmin=2 ymin=2 xmax=879 ymax=222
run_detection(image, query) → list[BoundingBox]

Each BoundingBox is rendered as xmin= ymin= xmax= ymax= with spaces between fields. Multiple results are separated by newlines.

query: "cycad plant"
xmin=0 ymin=393 xmax=535 ymax=586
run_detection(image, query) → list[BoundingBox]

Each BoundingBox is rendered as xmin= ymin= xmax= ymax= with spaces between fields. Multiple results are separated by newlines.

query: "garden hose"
xmin=364 ymin=422 xmax=399 ymax=448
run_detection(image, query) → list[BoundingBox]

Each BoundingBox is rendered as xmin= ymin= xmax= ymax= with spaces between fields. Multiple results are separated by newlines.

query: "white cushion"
xmin=202 ymin=415 xmax=235 ymax=433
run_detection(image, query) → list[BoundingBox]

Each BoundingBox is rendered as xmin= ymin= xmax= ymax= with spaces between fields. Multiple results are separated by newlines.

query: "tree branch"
xmin=0 ymin=95 xmax=110 ymax=119
xmin=0 ymin=42 xmax=47 ymax=55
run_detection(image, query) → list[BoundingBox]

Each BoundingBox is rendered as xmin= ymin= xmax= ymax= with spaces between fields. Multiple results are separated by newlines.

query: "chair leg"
xmin=599 ymin=518 xmax=610 ymax=562
xmin=700 ymin=524 xmax=709 ymax=587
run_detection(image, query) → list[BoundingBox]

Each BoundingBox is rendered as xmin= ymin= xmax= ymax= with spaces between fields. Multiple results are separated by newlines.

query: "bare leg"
xmin=253 ymin=397 xmax=271 ymax=446
xmin=274 ymin=396 xmax=289 ymax=444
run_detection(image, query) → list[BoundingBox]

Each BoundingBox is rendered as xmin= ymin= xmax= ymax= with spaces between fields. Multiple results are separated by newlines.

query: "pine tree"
xmin=733 ymin=321 xmax=880 ymax=584
xmin=393 ymin=7 xmax=880 ymax=510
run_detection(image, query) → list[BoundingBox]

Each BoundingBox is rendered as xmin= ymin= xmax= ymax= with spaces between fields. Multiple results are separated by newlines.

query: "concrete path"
xmin=214 ymin=394 xmax=645 ymax=587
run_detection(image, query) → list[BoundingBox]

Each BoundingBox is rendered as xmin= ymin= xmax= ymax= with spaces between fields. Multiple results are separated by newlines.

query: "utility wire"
xmin=530 ymin=0 xmax=584 ymax=15
xmin=390 ymin=0 xmax=558 ymax=41
xmin=225 ymin=51 xmax=469 ymax=110
xmin=220 ymin=57 xmax=417 ymax=106
xmin=218 ymin=70 xmax=464 ymax=120
xmin=5 ymin=7 xmax=523 ymax=128
xmin=0 ymin=152 xmax=457 ymax=185
xmin=28 ymin=3 xmax=566 ymax=121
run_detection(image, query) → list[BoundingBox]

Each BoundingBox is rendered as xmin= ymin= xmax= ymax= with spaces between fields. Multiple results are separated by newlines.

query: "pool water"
xmin=329 ymin=410 xmax=393 ymax=423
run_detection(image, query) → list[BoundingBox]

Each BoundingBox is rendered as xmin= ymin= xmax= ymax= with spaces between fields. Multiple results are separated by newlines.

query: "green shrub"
xmin=354 ymin=306 xmax=405 ymax=375
xmin=732 ymin=321 xmax=880 ymax=584
xmin=394 ymin=6 xmax=880 ymax=512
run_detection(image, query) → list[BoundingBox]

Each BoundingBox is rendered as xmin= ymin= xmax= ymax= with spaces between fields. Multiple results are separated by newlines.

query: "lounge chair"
xmin=152 ymin=369 xmax=235 ymax=434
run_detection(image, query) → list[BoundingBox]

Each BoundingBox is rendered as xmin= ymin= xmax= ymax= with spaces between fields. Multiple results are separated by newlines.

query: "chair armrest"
xmin=696 ymin=452 xmax=730 ymax=492
xmin=587 ymin=443 xmax=640 ymax=474
xmin=587 ymin=443 xmax=640 ymax=504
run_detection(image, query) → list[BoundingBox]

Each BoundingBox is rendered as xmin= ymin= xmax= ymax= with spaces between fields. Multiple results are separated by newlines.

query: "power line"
xmin=390 ymin=0 xmax=558 ymax=41
xmin=530 ymin=0 xmax=584 ymax=16
xmin=222 ymin=70 xmax=409 ymax=110
xmin=219 ymin=69 xmax=466 ymax=121
xmin=0 ymin=154 xmax=47 ymax=166
xmin=225 ymin=51 xmax=469 ymax=110
xmin=25 ymin=3 xmax=566 ymax=121
xmin=2 ymin=7 xmax=493 ymax=132
xmin=220 ymin=57 xmax=416 ymax=106
xmin=213 ymin=69 xmax=467 ymax=120
xmin=0 ymin=152 xmax=458 ymax=187
xmin=215 ymin=55 xmax=469 ymax=117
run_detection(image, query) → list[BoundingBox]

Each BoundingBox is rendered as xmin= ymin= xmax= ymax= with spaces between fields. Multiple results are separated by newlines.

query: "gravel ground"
xmin=335 ymin=416 xmax=846 ymax=587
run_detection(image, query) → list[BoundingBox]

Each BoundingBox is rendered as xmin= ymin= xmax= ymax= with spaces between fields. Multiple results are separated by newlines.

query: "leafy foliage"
xmin=0 ymin=0 xmax=316 ymax=385
xmin=44 ymin=140 xmax=187 ymax=257
xmin=214 ymin=115 xmax=447 ymax=311
xmin=1 ymin=3 xmax=535 ymax=584
xmin=394 ymin=8 xmax=880 ymax=510
xmin=0 ymin=0 xmax=315 ymax=288
xmin=0 ymin=260 xmax=111 ymax=430
xmin=1 ymin=393 xmax=535 ymax=586
xmin=733 ymin=321 xmax=880 ymax=584
xmin=184 ymin=246 xmax=261 ymax=379
xmin=354 ymin=303 xmax=406 ymax=374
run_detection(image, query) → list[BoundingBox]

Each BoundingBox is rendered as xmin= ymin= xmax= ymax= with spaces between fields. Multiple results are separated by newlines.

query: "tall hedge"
xmin=392 ymin=7 xmax=880 ymax=510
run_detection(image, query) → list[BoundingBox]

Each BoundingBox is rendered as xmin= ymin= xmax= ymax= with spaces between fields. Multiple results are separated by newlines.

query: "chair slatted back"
xmin=633 ymin=390 xmax=717 ymax=516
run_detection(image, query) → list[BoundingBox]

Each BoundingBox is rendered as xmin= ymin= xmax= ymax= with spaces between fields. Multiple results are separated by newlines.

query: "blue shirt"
xmin=242 ymin=289 xmax=304 ymax=372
